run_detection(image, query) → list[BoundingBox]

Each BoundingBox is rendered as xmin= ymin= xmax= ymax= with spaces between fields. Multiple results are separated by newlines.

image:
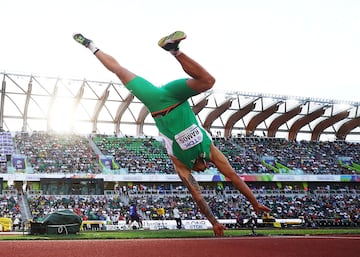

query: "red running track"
xmin=1 ymin=235 xmax=359 ymax=257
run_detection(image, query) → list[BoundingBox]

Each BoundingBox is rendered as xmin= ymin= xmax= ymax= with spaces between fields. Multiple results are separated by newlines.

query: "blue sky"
xmin=1 ymin=0 xmax=360 ymax=102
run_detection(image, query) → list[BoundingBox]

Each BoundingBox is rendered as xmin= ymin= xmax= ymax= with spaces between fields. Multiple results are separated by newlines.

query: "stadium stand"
xmin=93 ymin=135 xmax=174 ymax=174
xmin=0 ymin=72 xmax=359 ymax=231
xmin=14 ymin=132 xmax=101 ymax=174
xmin=22 ymin=184 xmax=359 ymax=229
xmin=0 ymin=131 xmax=14 ymax=173
xmin=0 ymin=132 xmax=359 ymax=231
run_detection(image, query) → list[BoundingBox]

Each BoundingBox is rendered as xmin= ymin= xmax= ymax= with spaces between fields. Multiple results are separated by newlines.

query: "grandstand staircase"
xmin=87 ymin=137 xmax=103 ymax=156
xmin=120 ymin=194 xmax=130 ymax=206
xmin=18 ymin=193 xmax=33 ymax=224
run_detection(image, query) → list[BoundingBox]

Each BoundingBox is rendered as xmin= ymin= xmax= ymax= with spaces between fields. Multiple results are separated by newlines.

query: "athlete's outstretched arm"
xmin=209 ymin=144 xmax=271 ymax=214
xmin=170 ymin=156 xmax=226 ymax=236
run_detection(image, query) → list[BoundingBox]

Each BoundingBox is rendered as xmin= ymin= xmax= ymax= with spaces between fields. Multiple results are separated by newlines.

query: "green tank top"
xmin=154 ymin=101 xmax=212 ymax=170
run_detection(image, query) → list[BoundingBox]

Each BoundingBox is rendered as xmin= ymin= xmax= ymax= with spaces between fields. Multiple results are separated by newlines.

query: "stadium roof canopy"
xmin=1 ymin=71 xmax=359 ymax=142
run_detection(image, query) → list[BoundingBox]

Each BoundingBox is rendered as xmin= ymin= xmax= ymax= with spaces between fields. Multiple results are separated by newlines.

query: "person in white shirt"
xmin=173 ymin=206 xmax=182 ymax=229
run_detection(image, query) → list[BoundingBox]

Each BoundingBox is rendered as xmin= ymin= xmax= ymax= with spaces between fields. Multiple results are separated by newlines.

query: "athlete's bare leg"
xmin=175 ymin=52 xmax=216 ymax=93
xmin=73 ymin=31 xmax=215 ymax=91
xmin=158 ymin=31 xmax=215 ymax=93
xmin=72 ymin=33 xmax=135 ymax=86
xmin=94 ymin=50 xmax=136 ymax=85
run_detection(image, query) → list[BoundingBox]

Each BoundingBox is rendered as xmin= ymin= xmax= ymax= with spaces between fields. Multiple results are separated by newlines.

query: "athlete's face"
xmin=192 ymin=157 xmax=207 ymax=172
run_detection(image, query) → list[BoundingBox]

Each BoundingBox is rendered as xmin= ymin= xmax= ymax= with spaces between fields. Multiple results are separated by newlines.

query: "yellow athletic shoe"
xmin=73 ymin=33 xmax=92 ymax=47
xmin=158 ymin=31 xmax=186 ymax=51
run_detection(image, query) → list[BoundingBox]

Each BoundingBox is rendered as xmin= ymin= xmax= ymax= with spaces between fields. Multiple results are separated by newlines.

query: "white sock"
xmin=88 ymin=42 xmax=99 ymax=54
xmin=170 ymin=49 xmax=181 ymax=57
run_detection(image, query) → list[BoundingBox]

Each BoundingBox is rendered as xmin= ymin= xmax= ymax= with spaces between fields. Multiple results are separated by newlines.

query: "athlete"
xmin=128 ymin=202 xmax=143 ymax=229
xmin=73 ymin=31 xmax=270 ymax=236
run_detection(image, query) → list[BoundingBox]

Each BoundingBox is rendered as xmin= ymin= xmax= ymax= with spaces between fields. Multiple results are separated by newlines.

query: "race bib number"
xmin=175 ymin=124 xmax=203 ymax=150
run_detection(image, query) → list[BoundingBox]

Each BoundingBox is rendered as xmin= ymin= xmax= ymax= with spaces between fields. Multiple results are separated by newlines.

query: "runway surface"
xmin=1 ymin=235 xmax=359 ymax=257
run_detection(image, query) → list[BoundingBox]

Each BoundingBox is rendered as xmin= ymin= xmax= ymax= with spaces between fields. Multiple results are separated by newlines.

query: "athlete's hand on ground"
xmin=213 ymin=222 xmax=227 ymax=237
xmin=253 ymin=203 xmax=271 ymax=214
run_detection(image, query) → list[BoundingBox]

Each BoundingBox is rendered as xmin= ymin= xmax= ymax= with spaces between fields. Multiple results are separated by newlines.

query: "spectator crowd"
xmin=22 ymin=183 xmax=359 ymax=229
xmin=0 ymin=132 xmax=357 ymax=175
xmin=0 ymin=132 xmax=359 ymax=231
